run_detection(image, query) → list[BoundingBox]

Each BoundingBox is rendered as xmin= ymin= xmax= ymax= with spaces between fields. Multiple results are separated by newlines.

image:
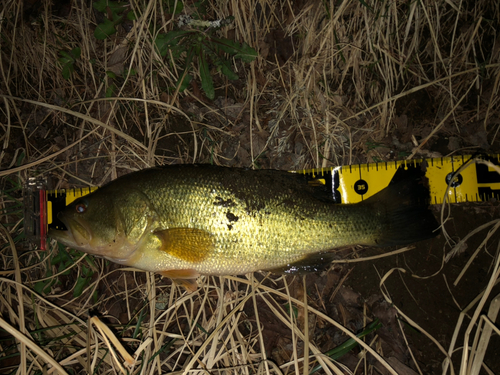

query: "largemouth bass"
xmin=48 ymin=165 xmax=438 ymax=290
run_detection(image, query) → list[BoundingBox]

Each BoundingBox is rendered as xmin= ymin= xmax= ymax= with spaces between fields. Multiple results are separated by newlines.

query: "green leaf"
xmin=58 ymin=56 xmax=71 ymax=65
xmin=155 ymin=31 xmax=191 ymax=56
xmin=124 ymin=68 xmax=137 ymax=76
xmin=193 ymin=0 xmax=207 ymax=15
xmin=58 ymin=51 xmax=72 ymax=60
xmin=155 ymin=34 xmax=173 ymax=57
xmin=211 ymin=37 xmax=257 ymax=63
xmin=232 ymin=42 xmax=258 ymax=62
xmin=52 ymin=245 xmax=70 ymax=265
xmin=94 ymin=18 xmax=118 ymax=39
xmin=284 ymin=303 xmax=299 ymax=319
xmin=216 ymin=58 xmax=238 ymax=80
xmin=73 ymin=275 xmax=90 ymax=298
xmin=83 ymin=253 xmax=97 ymax=270
xmin=34 ymin=281 xmax=45 ymax=295
xmin=199 ymin=53 xmax=214 ymax=99
xmin=81 ymin=265 xmax=90 ymax=277
xmin=166 ymin=0 xmax=184 ymax=14
xmin=105 ymin=84 xmax=115 ymax=97
xmin=356 ymin=0 xmax=373 ymax=12
xmin=106 ymin=71 xmax=116 ymax=78
xmin=93 ymin=0 xmax=127 ymax=15
xmin=200 ymin=43 xmax=238 ymax=80
xmin=58 ymin=47 xmax=81 ymax=79
xmin=61 ymin=64 xmax=71 ymax=79
xmin=58 ymin=261 xmax=71 ymax=276
xmin=173 ymin=47 xmax=195 ymax=92
xmin=166 ymin=29 xmax=192 ymax=40
xmin=127 ymin=11 xmax=136 ymax=21
xmin=15 ymin=151 xmax=25 ymax=166
xmin=70 ymin=47 xmax=81 ymax=59
xmin=169 ymin=45 xmax=185 ymax=59
xmin=175 ymin=72 xmax=192 ymax=92
xmin=34 ymin=270 xmax=54 ymax=295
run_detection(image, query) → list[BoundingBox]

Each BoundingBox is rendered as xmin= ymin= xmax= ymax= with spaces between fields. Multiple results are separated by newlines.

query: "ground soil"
xmin=345 ymin=204 xmax=500 ymax=374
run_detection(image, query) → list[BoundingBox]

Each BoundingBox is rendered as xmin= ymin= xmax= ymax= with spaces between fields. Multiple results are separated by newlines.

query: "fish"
xmin=48 ymin=164 xmax=439 ymax=291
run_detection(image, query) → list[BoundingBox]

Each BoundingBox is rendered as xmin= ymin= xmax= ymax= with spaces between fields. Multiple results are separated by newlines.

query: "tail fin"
xmin=365 ymin=174 xmax=439 ymax=247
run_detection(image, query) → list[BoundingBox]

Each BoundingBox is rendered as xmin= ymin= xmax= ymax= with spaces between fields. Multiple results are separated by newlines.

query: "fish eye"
xmin=75 ymin=202 xmax=87 ymax=214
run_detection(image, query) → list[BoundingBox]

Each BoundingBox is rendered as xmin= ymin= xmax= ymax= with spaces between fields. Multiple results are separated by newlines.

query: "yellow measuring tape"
xmin=297 ymin=154 xmax=499 ymax=205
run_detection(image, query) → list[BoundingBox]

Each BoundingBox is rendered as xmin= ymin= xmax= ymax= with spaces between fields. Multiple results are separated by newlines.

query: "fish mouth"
xmin=47 ymin=227 xmax=75 ymax=247
xmin=48 ymin=213 xmax=92 ymax=250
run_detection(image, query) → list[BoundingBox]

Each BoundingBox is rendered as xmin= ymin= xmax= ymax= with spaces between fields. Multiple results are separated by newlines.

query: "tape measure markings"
xmin=300 ymin=155 xmax=500 ymax=205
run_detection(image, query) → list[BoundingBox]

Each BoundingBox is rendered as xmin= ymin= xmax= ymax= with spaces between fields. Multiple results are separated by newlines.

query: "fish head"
xmin=48 ymin=188 xmax=155 ymax=262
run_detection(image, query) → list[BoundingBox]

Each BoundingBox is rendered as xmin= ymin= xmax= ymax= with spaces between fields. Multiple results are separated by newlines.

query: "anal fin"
xmin=159 ymin=269 xmax=200 ymax=293
xmin=266 ymin=251 xmax=340 ymax=275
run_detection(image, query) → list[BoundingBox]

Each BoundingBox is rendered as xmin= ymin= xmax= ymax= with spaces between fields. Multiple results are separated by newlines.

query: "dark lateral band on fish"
xmin=47 ymin=164 xmax=440 ymax=291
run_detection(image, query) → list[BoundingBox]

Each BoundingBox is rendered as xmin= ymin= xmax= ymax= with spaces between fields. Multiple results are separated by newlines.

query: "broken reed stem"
xmin=460 ymin=261 xmax=500 ymax=375
xmin=90 ymin=316 xmax=134 ymax=368
xmin=469 ymin=295 xmax=500 ymax=375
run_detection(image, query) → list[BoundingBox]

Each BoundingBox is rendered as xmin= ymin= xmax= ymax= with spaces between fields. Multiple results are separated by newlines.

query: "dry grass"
xmin=1 ymin=0 xmax=500 ymax=374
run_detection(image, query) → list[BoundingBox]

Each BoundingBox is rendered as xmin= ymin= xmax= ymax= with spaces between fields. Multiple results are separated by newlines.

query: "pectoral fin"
xmin=154 ymin=228 xmax=213 ymax=263
xmin=159 ymin=269 xmax=200 ymax=293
